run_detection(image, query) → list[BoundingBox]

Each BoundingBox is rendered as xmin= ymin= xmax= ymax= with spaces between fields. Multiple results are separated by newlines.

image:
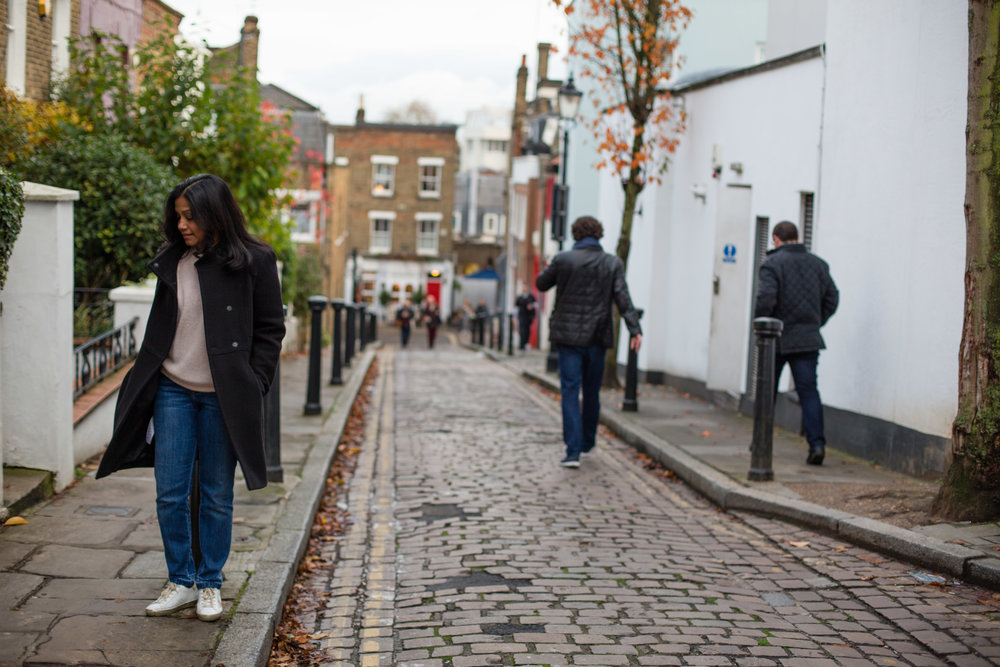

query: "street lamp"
xmin=552 ymin=74 xmax=583 ymax=250
xmin=546 ymin=74 xmax=584 ymax=373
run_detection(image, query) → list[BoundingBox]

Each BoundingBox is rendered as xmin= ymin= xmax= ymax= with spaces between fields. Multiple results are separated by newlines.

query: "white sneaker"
xmin=196 ymin=587 xmax=223 ymax=622
xmin=145 ymin=582 xmax=198 ymax=616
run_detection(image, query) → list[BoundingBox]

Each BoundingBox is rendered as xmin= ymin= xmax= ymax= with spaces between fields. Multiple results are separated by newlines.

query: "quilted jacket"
xmin=754 ymin=243 xmax=839 ymax=354
xmin=536 ymin=240 xmax=642 ymax=348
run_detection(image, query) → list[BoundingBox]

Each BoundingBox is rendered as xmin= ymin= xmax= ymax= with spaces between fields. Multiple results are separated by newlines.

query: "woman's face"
xmin=175 ymin=195 xmax=207 ymax=249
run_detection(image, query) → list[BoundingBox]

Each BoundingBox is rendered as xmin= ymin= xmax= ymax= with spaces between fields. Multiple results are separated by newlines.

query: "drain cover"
xmin=82 ymin=506 xmax=138 ymax=517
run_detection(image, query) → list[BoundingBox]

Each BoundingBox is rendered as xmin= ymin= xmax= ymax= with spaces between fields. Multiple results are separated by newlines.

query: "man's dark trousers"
xmin=775 ymin=350 xmax=824 ymax=450
xmin=400 ymin=325 xmax=410 ymax=348
xmin=557 ymin=345 xmax=605 ymax=460
xmin=518 ymin=316 xmax=532 ymax=350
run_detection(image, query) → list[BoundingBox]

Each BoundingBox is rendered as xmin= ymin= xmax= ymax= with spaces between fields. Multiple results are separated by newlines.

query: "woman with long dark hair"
xmin=97 ymin=174 xmax=285 ymax=621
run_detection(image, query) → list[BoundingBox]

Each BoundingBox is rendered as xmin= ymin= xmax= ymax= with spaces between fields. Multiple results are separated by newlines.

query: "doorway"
xmin=706 ymin=185 xmax=753 ymax=396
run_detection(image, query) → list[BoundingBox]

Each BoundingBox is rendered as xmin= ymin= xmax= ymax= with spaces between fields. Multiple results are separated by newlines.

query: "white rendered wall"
xmin=110 ymin=279 xmax=155 ymax=347
xmin=765 ymin=0 xmax=828 ymax=60
xmin=627 ymin=56 xmax=824 ymax=387
xmin=566 ymin=0 xmax=768 ymax=261
xmin=816 ymin=0 xmax=966 ymax=438
xmin=0 ymin=183 xmax=78 ymax=490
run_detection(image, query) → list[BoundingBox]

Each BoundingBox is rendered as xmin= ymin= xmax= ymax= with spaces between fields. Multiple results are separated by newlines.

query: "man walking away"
xmin=515 ymin=285 xmax=537 ymax=350
xmin=536 ymin=216 xmax=642 ymax=468
xmin=754 ymin=221 xmax=839 ymax=465
xmin=395 ymin=299 xmax=415 ymax=348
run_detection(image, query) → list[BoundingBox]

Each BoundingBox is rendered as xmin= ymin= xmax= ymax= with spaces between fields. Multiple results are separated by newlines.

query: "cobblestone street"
xmin=310 ymin=340 xmax=1000 ymax=666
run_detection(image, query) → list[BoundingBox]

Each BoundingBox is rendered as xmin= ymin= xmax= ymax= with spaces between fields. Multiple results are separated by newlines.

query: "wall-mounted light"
xmin=691 ymin=184 xmax=707 ymax=202
xmin=39 ymin=0 xmax=50 ymax=18
xmin=729 ymin=162 xmax=744 ymax=175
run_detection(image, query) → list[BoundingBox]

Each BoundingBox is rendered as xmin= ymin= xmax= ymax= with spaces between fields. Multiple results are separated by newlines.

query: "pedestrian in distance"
xmin=754 ymin=220 xmax=839 ymax=465
xmin=536 ymin=215 xmax=642 ymax=468
xmin=515 ymin=284 xmax=537 ymax=351
xmin=474 ymin=299 xmax=490 ymax=344
xmin=395 ymin=298 xmax=415 ymax=348
xmin=423 ymin=294 xmax=442 ymax=348
xmin=96 ymin=174 xmax=286 ymax=621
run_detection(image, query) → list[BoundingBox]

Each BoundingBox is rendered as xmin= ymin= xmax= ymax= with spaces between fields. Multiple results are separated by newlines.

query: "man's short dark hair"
xmin=571 ymin=216 xmax=603 ymax=241
xmin=773 ymin=221 xmax=799 ymax=243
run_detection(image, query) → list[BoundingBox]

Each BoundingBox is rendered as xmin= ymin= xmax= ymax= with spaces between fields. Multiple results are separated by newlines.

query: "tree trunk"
xmin=603 ymin=169 xmax=643 ymax=388
xmin=932 ymin=0 xmax=1000 ymax=521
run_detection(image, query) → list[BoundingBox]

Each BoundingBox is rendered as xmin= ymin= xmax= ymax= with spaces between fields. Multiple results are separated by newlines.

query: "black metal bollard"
xmin=622 ymin=309 xmax=645 ymax=412
xmin=748 ymin=317 xmax=784 ymax=481
xmin=474 ymin=315 xmax=483 ymax=345
xmin=488 ymin=314 xmax=495 ymax=349
xmin=358 ymin=306 xmax=368 ymax=351
xmin=344 ymin=303 xmax=356 ymax=368
xmin=369 ymin=311 xmax=377 ymax=343
xmin=303 ymin=296 xmax=327 ymax=415
xmin=329 ymin=300 xmax=345 ymax=385
xmin=495 ymin=314 xmax=504 ymax=352
xmin=264 ymin=305 xmax=287 ymax=481
xmin=508 ymin=313 xmax=515 ymax=356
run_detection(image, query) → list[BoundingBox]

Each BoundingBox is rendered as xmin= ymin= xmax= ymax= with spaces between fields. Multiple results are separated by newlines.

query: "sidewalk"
xmin=474 ymin=344 xmax=1000 ymax=590
xmin=0 ymin=346 xmax=376 ymax=667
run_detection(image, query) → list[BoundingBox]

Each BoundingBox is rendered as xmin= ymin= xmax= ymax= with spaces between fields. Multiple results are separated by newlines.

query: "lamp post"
xmin=546 ymin=74 xmax=584 ymax=374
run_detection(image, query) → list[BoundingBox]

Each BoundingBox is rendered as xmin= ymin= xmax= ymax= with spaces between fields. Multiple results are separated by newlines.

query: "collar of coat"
xmin=148 ymin=242 xmax=222 ymax=288
xmin=766 ymin=242 xmax=807 ymax=256
xmin=572 ymin=237 xmax=603 ymax=250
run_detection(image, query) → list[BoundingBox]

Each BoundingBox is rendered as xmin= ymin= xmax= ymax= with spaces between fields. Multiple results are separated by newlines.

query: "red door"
xmin=426 ymin=279 xmax=441 ymax=304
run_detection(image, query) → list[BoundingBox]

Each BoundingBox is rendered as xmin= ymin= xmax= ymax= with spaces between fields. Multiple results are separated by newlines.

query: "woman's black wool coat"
xmin=96 ymin=242 xmax=286 ymax=490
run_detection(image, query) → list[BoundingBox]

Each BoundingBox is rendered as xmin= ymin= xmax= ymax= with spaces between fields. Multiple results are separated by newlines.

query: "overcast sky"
xmin=164 ymin=0 xmax=569 ymax=125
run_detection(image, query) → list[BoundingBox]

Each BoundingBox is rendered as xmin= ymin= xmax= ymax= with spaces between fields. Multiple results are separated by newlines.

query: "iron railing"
xmin=73 ymin=317 xmax=139 ymax=398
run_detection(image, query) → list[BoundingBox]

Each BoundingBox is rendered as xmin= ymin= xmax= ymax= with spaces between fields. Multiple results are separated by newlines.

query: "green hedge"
xmin=19 ymin=131 xmax=173 ymax=289
xmin=0 ymin=167 xmax=24 ymax=292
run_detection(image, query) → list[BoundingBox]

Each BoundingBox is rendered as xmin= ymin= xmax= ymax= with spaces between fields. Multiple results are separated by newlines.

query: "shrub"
xmin=19 ymin=131 xmax=173 ymax=289
xmin=0 ymin=167 xmax=24 ymax=291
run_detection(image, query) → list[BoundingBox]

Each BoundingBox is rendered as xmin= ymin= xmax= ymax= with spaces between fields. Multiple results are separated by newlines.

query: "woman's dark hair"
xmin=163 ymin=174 xmax=267 ymax=270
xmin=571 ymin=215 xmax=604 ymax=241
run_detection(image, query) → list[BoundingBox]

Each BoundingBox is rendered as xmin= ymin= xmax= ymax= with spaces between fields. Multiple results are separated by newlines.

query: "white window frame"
xmin=50 ymin=0 xmax=71 ymax=79
xmin=6 ymin=0 xmax=27 ymax=96
xmin=371 ymin=155 xmax=398 ymax=197
xmin=452 ymin=210 xmax=462 ymax=235
xmin=368 ymin=210 xmax=396 ymax=253
xmin=417 ymin=156 xmax=444 ymax=199
xmin=280 ymin=189 xmax=323 ymax=244
xmin=482 ymin=212 xmax=500 ymax=236
xmin=415 ymin=212 xmax=442 ymax=256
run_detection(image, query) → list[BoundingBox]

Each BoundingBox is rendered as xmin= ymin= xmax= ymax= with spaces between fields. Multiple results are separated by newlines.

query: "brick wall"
xmin=140 ymin=0 xmax=182 ymax=47
xmin=333 ymin=125 xmax=458 ymax=258
xmin=25 ymin=8 xmax=53 ymax=100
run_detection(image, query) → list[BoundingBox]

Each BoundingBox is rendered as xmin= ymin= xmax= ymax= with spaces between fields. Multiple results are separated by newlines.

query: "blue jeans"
xmin=153 ymin=375 xmax=237 ymax=589
xmin=776 ymin=351 xmax=825 ymax=450
xmin=557 ymin=345 xmax=606 ymax=459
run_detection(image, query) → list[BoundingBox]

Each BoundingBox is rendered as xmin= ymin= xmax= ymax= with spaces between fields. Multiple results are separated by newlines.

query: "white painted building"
xmin=591 ymin=0 xmax=967 ymax=476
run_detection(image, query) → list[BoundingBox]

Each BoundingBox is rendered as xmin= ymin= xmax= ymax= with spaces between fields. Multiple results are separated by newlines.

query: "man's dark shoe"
xmin=806 ymin=447 xmax=825 ymax=465
xmin=560 ymin=456 xmax=580 ymax=468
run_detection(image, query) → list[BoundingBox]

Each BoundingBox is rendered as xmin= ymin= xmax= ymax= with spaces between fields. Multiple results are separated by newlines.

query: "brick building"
xmin=326 ymin=104 xmax=458 ymax=318
xmin=0 ymin=0 xmax=183 ymax=102
xmin=261 ymin=83 xmax=331 ymax=246
xmin=1 ymin=0 xmax=80 ymax=101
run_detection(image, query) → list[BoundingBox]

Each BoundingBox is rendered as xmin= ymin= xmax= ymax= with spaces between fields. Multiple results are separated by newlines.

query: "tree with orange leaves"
xmin=554 ymin=0 xmax=691 ymax=271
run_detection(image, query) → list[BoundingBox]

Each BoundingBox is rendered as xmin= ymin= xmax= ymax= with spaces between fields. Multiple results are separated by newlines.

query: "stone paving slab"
xmin=0 ymin=348 xmax=377 ymax=666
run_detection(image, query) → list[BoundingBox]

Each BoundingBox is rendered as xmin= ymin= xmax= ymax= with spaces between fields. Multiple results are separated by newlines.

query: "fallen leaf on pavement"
xmin=788 ymin=541 xmax=810 ymax=548
xmin=3 ymin=516 xmax=27 ymax=526
xmin=701 ymin=430 xmax=712 ymax=437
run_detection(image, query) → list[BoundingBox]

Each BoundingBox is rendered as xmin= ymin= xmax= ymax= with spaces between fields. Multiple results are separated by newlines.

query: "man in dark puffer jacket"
xmin=754 ymin=220 xmax=839 ymax=465
xmin=536 ymin=216 xmax=642 ymax=468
